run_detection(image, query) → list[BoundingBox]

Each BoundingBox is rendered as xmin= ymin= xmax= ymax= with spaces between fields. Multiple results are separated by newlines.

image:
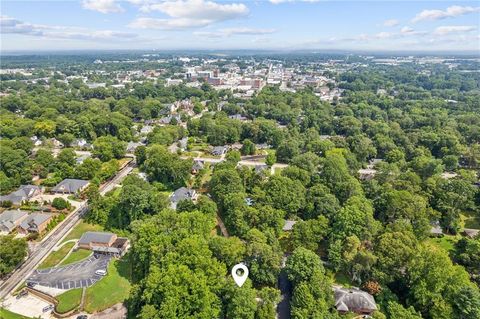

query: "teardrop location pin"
xmin=231 ymin=263 xmax=249 ymax=287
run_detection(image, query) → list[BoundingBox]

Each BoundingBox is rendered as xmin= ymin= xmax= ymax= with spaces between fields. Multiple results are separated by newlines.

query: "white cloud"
xmin=383 ymin=19 xmax=399 ymax=27
xmin=194 ymin=27 xmax=276 ymax=38
xmin=412 ymin=5 xmax=480 ymax=23
xmin=0 ymin=15 xmax=137 ymax=41
xmin=375 ymin=32 xmax=394 ymax=39
xmin=129 ymin=17 xmax=212 ymax=29
xmin=269 ymin=0 xmax=320 ymax=4
xmin=433 ymin=25 xmax=477 ymax=35
xmin=129 ymin=0 xmax=248 ymax=30
xmin=400 ymin=26 xmax=414 ymax=33
xmin=221 ymin=27 xmax=276 ymax=35
xmin=82 ymin=0 xmax=124 ymax=14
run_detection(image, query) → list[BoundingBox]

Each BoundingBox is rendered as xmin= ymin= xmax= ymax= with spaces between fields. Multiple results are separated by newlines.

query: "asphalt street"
xmin=0 ymin=159 xmax=135 ymax=299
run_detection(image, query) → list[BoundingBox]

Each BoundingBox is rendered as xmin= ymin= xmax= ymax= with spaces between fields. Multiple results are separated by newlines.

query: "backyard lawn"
xmin=0 ymin=308 xmax=32 ymax=319
xmin=462 ymin=212 xmax=480 ymax=229
xmin=55 ymin=288 xmax=83 ymax=313
xmin=84 ymin=258 xmax=132 ymax=313
xmin=62 ymin=221 xmax=103 ymax=244
xmin=428 ymin=235 xmax=460 ymax=253
xmin=39 ymin=242 xmax=75 ymax=269
xmin=59 ymin=249 xmax=92 ymax=266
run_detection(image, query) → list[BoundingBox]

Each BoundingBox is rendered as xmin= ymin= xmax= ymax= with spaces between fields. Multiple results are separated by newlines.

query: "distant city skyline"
xmin=1 ymin=0 xmax=479 ymax=52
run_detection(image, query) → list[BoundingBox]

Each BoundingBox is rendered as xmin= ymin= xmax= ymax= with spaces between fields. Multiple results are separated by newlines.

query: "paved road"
xmin=0 ymin=204 xmax=88 ymax=299
xmin=0 ymin=160 xmax=136 ymax=300
xmin=28 ymin=255 xmax=110 ymax=290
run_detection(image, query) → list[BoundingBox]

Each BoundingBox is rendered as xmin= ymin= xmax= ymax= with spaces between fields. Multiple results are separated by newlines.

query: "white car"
xmin=95 ymin=269 xmax=107 ymax=276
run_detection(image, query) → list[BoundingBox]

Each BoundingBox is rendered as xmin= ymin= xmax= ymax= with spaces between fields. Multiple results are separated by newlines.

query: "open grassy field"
xmin=462 ymin=213 xmax=480 ymax=229
xmin=61 ymin=221 xmax=103 ymax=244
xmin=55 ymin=288 xmax=83 ymax=313
xmin=39 ymin=242 xmax=75 ymax=269
xmin=59 ymin=249 xmax=92 ymax=266
xmin=0 ymin=308 xmax=32 ymax=319
xmin=84 ymin=258 xmax=132 ymax=313
xmin=428 ymin=235 xmax=460 ymax=253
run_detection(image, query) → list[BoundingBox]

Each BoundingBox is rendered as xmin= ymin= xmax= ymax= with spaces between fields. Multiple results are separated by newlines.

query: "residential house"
xmin=463 ymin=228 xmax=479 ymax=238
xmin=72 ymin=139 xmax=88 ymax=148
xmin=140 ymin=125 xmax=154 ymax=135
xmin=333 ymin=287 xmax=377 ymax=315
xmin=255 ymin=164 xmax=269 ymax=174
xmin=430 ymin=221 xmax=444 ymax=237
xmin=282 ymin=220 xmax=297 ymax=231
xmin=170 ymin=187 xmax=198 ymax=209
xmin=159 ymin=114 xmax=181 ymax=125
xmin=192 ymin=160 xmax=204 ymax=174
xmin=126 ymin=141 xmax=144 ymax=153
xmin=358 ymin=168 xmax=377 ymax=181
xmin=78 ymin=231 xmax=129 ymax=257
xmin=0 ymin=210 xmax=28 ymax=234
xmin=211 ymin=146 xmax=228 ymax=156
xmin=0 ymin=185 xmax=41 ymax=206
xmin=76 ymin=154 xmax=91 ymax=165
xmin=228 ymin=114 xmax=248 ymax=121
xmin=18 ymin=213 xmax=53 ymax=234
xmin=51 ymin=179 xmax=89 ymax=195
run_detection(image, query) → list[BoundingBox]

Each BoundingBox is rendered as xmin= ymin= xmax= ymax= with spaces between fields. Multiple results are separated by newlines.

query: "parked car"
xmin=26 ymin=281 xmax=36 ymax=288
xmin=42 ymin=305 xmax=54 ymax=312
xmin=16 ymin=290 xmax=28 ymax=299
xmin=76 ymin=315 xmax=88 ymax=319
xmin=95 ymin=269 xmax=107 ymax=276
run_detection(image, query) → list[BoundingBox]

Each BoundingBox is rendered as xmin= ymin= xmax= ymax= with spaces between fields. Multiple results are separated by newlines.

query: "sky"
xmin=1 ymin=0 xmax=479 ymax=52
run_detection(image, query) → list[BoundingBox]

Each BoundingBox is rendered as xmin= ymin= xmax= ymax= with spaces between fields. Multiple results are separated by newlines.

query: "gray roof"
xmin=334 ymin=287 xmax=377 ymax=313
xmin=126 ymin=142 xmax=143 ymax=152
xmin=170 ymin=187 xmax=196 ymax=203
xmin=0 ymin=185 xmax=40 ymax=205
xmin=211 ymin=146 xmax=227 ymax=155
xmin=51 ymin=179 xmax=89 ymax=193
xmin=79 ymin=231 xmax=116 ymax=245
xmin=282 ymin=220 xmax=297 ymax=231
xmin=0 ymin=210 xmax=28 ymax=232
xmin=19 ymin=213 xmax=52 ymax=232
xmin=192 ymin=160 xmax=204 ymax=171
xmin=463 ymin=228 xmax=479 ymax=238
xmin=430 ymin=221 xmax=443 ymax=235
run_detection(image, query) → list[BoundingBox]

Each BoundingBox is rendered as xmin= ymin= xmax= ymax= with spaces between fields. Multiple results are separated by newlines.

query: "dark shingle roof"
xmin=334 ymin=287 xmax=377 ymax=313
xmin=170 ymin=187 xmax=196 ymax=203
xmin=0 ymin=185 xmax=40 ymax=205
xmin=78 ymin=231 xmax=116 ymax=245
xmin=51 ymin=179 xmax=89 ymax=193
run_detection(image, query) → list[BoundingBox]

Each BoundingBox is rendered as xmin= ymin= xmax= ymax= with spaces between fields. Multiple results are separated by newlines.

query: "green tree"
xmin=0 ymin=236 xmax=27 ymax=276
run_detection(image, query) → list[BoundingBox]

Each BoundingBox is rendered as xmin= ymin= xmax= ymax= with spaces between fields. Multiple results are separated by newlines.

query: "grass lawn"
xmin=39 ymin=242 xmax=75 ymax=269
xmin=465 ymin=217 xmax=480 ymax=229
xmin=118 ymin=157 xmax=132 ymax=168
xmin=428 ymin=235 xmax=460 ymax=253
xmin=463 ymin=213 xmax=480 ymax=229
xmin=0 ymin=308 xmax=32 ymax=319
xmin=84 ymin=258 xmax=132 ymax=313
xmin=59 ymin=249 xmax=92 ymax=266
xmin=62 ymin=221 xmax=103 ymax=244
xmin=55 ymin=288 xmax=82 ymax=313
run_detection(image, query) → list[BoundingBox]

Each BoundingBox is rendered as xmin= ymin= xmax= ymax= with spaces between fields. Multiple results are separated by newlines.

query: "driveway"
xmin=28 ymin=255 xmax=111 ymax=290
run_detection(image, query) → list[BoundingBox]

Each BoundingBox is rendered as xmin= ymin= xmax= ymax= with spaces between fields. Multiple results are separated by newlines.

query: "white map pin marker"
xmin=231 ymin=263 xmax=249 ymax=287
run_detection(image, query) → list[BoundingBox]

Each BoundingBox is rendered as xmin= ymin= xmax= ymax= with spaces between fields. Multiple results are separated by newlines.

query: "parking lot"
xmin=28 ymin=255 xmax=111 ymax=290
xmin=3 ymin=293 xmax=54 ymax=319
